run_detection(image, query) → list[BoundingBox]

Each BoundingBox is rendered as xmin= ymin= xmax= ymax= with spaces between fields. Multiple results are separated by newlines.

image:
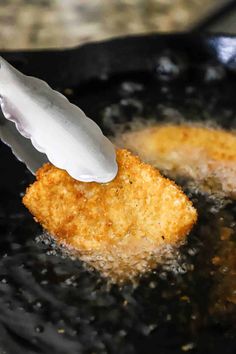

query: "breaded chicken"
xmin=118 ymin=124 xmax=236 ymax=197
xmin=23 ymin=149 xmax=197 ymax=282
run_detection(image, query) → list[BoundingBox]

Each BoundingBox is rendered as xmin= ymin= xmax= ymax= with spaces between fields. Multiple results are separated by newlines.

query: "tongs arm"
xmin=0 ymin=56 xmax=118 ymax=183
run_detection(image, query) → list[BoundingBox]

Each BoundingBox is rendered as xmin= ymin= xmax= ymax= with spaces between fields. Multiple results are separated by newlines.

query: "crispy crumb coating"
xmin=23 ymin=149 xmax=197 ymax=282
xmin=118 ymin=125 xmax=236 ymax=197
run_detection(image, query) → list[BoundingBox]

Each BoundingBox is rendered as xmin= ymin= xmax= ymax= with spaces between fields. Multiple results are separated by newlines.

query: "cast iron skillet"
xmin=0 ymin=34 xmax=236 ymax=354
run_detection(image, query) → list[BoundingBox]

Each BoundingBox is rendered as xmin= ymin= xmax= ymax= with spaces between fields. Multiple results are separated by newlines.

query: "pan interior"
xmin=0 ymin=43 xmax=236 ymax=354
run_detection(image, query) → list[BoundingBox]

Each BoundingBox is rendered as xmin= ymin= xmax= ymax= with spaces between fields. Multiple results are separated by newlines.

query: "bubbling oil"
xmin=34 ymin=116 xmax=236 ymax=314
xmin=1 ymin=74 xmax=236 ymax=353
xmin=37 ymin=232 xmax=189 ymax=285
xmin=111 ymin=116 xmax=236 ymax=314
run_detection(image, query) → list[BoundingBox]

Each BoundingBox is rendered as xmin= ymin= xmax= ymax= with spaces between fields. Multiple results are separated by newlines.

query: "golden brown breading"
xmin=23 ymin=149 xmax=197 ymax=282
xmin=118 ymin=125 xmax=236 ymax=197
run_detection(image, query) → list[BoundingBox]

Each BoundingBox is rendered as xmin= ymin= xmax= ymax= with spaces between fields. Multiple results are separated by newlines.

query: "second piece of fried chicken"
xmin=117 ymin=124 xmax=236 ymax=197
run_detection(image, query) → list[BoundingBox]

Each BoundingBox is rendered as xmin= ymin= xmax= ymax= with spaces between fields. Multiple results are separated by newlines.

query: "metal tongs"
xmin=0 ymin=57 xmax=118 ymax=183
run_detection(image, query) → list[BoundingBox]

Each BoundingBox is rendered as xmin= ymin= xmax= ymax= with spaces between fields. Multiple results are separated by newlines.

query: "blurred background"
xmin=0 ymin=0 xmax=233 ymax=50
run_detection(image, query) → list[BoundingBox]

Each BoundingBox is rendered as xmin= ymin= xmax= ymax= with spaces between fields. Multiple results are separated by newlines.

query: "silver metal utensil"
xmin=0 ymin=57 xmax=118 ymax=183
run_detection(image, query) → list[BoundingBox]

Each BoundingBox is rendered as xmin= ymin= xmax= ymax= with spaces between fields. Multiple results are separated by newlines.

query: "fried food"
xmin=117 ymin=124 xmax=236 ymax=197
xmin=23 ymin=149 xmax=197 ymax=282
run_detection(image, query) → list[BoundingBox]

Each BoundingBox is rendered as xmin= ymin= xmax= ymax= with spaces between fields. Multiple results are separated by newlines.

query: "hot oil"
xmin=37 ymin=231 xmax=187 ymax=285
xmin=108 ymin=98 xmax=236 ymax=323
xmin=1 ymin=69 xmax=236 ymax=353
xmin=111 ymin=116 xmax=236 ymax=314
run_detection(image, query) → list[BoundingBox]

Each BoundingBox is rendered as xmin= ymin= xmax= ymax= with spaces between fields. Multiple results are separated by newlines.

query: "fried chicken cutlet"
xmin=23 ymin=149 xmax=197 ymax=282
xmin=117 ymin=124 xmax=236 ymax=197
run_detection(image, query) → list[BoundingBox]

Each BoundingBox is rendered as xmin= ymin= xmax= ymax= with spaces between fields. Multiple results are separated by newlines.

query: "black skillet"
xmin=1 ymin=33 xmax=236 ymax=354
